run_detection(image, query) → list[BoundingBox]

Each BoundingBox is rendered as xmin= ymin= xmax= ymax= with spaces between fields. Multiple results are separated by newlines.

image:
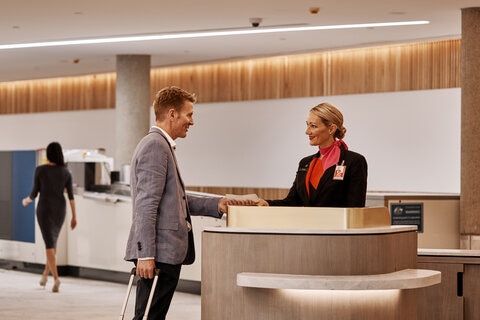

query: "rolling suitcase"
xmin=119 ymin=267 xmax=160 ymax=320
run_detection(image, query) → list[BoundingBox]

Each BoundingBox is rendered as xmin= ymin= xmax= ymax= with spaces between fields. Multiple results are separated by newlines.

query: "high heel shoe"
xmin=52 ymin=279 xmax=61 ymax=293
xmin=39 ymin=275 xmax=48 ymax=287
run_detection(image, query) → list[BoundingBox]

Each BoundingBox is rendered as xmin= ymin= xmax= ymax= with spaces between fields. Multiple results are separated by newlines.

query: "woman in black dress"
xmin=22 ymin=142 xmax=77 ymax=292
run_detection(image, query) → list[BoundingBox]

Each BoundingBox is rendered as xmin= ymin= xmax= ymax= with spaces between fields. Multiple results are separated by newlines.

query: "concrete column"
xmin=460 ymin=8 xmax=480 ymax=243
xmin=115 ymin=55 xmax=151 ymax=175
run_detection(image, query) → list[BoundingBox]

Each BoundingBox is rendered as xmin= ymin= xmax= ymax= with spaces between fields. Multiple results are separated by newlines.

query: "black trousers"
xmin=133 ymin=262 xmax=182 ymax=320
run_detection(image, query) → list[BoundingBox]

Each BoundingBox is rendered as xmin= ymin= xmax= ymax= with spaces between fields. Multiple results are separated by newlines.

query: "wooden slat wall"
xmin=0 ymin=39 xmax=460 ymax=115
xmin=0 ymin=74 xmax=116 ymax=114
xmin=152 ymin=39 xmax=461 ymax=101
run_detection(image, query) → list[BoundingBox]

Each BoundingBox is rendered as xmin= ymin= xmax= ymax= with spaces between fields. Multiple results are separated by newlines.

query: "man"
xmin=125 ymin=86 xmax=237 ymax=319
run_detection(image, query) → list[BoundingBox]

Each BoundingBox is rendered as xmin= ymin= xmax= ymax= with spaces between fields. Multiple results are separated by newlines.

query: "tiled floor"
xmin=0 ymin=268 xmax=201 ymax=320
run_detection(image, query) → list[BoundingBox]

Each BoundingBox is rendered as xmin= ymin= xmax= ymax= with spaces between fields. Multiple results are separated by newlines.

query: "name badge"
xmin=333 ymin=161 xmax=346 ymax=180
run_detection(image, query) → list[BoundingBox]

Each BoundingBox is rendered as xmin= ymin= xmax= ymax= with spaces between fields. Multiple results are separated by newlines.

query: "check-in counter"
xmin=67 ymin=192 xmax=224 ymax=285
xmin=202 ymin=206 xmax=441 ymax=320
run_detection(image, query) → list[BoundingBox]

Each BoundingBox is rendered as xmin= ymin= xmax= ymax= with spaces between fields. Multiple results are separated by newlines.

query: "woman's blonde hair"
xmin=310 ymin=102 xmax=347 ymax=139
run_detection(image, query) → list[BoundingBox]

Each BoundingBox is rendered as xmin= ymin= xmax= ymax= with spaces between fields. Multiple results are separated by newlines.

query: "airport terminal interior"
xmin=1 ymin=2 xmax=480 ymax=320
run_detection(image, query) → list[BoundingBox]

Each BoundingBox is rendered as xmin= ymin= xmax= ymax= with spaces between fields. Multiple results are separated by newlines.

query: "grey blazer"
xmin=124 ymin=127 xmax=221 ymax=265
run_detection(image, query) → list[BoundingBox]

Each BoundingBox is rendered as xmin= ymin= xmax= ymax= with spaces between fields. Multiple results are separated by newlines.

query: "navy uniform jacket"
xmin=267 ymin=146 xmax=367 ymax=207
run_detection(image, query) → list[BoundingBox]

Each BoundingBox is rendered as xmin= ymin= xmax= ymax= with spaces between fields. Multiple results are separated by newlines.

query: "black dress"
xmin=29 ymin=164 xmax=74 ymax=249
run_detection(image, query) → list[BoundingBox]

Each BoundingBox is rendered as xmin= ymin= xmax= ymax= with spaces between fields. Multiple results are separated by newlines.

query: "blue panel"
xmin=11 ymin=151 xmax=36 ymax=243
xmin=0 ymin=151 xmax=13 ymax=240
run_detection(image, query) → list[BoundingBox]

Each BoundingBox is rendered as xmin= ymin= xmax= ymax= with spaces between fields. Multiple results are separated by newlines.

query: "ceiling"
xmin=0 ymin=0 xmax=477 ymax=82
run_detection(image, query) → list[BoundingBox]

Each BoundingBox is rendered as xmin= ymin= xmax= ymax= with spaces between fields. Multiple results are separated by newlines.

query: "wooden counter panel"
xmin=417 ymin=253 xmax=480 ymax=320
xmin=416 ymin=261 xmax=463 ymax=320
xmin=202 ymin=229 xmax=418 ymax=320
xmin=203 ymin=231 xmax=417 ymax=275
xmin=464 ymin=265 xmax=480 ymax=320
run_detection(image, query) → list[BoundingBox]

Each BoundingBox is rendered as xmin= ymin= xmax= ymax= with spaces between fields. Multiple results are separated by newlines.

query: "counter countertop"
xmin=80 ymin=189 xmax=222 ymax=204
xmin=203 ymin=225 xmax=417 ymax=235
xmin=418 ymin=248 xmax=480 ymax=257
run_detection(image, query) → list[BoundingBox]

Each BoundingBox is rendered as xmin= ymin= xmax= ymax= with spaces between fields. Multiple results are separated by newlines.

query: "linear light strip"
xmin=0 ymin=20 xmax=429 ymax=50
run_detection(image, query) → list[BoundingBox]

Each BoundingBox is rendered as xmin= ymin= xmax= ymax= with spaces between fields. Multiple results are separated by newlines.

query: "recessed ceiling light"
xmin=0 ymin=20 xmax=429 ymax=50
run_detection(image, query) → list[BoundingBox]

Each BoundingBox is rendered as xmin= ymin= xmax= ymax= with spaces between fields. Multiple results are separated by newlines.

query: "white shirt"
xmin=153 ymin=125 xmax=176 ymax=150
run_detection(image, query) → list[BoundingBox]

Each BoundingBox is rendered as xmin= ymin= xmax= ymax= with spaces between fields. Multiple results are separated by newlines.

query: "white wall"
xmin=0 ymin=88 xmax=461 ymax=193
xmin=0 ymin=108 xmax=116 ymax=154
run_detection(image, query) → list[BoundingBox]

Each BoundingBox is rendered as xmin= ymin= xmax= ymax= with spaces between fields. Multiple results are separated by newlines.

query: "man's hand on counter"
xmin=219 ymin=197 xmax=257 ymax=213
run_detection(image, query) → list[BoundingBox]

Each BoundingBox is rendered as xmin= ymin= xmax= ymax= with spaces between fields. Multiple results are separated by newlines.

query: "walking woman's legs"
xmin=46 ymin=248 xmax=60 ymax=292
xmin=45 ymin=248 xmax=58 ymax=279
xmin=39 ymin=261 xmax=49 ymax=287
xmin=42 ymin=262 xmax=49 ymax=277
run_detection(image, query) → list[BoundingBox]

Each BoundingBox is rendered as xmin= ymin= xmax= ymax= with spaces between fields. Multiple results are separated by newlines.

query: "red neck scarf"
xmin=320 ymin=139 xmax=347 ymax=171
xmin=305 ymin=140 xmax=348 ymax=196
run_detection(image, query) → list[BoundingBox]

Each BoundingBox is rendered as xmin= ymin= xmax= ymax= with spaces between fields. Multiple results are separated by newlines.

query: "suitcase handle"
xmin=119 ymin=267 xmax=161 ymax=320
xmin=143 ymin=268 xmax=160 ymax=320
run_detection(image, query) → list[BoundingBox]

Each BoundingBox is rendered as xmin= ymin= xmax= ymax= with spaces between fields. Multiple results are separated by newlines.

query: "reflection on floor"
xmin=0 ymin=269 xmax=201 ymax=320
